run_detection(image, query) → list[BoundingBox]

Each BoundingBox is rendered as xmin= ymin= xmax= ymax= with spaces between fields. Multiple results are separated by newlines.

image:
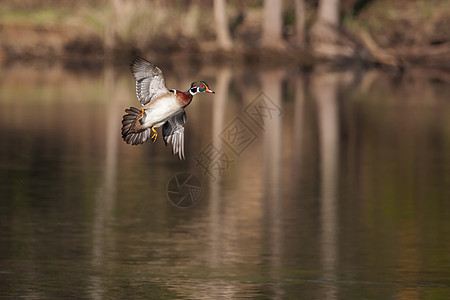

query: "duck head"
xmin=188 ymin=81 xmax=215 ymax=96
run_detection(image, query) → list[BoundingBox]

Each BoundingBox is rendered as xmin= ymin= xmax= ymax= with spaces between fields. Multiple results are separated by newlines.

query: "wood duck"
xmin=121 ymin=57 xmax=215 ymax=159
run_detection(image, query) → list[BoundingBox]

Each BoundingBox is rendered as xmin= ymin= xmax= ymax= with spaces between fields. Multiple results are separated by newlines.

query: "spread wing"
xmin=130 ymin=57 xmax=170 ymax=105
xmin=162 ymin=110 xmax=186 ymax=160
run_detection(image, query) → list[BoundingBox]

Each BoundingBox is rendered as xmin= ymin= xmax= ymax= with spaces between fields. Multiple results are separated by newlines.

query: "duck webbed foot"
xmin=150 ymin=126 xmax=158 ymax=142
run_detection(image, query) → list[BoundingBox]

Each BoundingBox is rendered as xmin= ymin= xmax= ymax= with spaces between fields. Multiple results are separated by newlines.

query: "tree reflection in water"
xmin=0 ymin=63 xmax=449 ymax=299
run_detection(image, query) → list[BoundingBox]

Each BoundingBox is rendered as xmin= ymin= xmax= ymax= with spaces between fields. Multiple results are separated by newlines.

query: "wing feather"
xmin=130 ymin=57 xmax=170 ymax=105
xmin=162 ymin=111 xmax=187 ymax=160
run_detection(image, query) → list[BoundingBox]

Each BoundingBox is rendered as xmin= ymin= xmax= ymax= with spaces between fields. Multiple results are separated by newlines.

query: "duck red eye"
xmin=200 ymin=84 xmax=205 ymax=88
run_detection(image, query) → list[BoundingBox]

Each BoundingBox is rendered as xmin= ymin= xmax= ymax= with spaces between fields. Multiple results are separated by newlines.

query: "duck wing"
xmin=130 ymin=57 xmax=170 ymax=105
xmin=162 ymin=110 xmax=187 ymax=160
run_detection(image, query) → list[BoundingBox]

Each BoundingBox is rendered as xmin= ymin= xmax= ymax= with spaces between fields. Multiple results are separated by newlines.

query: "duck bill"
xmin=206 ymin=88 xmax=215 ymax=94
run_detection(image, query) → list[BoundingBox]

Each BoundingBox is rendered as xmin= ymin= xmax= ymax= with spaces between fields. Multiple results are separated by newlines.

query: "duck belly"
xmin=142 ymin=96 xmax=181 ymax=128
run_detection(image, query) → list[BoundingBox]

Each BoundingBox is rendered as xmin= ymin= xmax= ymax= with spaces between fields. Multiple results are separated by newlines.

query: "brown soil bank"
xmin=0 ymin=1 xmax=449 ymax=69
xmin=346 ymin=0 xmax=450 ymax=69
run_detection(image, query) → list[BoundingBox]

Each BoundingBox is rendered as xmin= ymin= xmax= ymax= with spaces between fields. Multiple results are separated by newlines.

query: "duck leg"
xmin=136 ymin=109 xmax=156 ymax=142
xmin=150 ymin=126 xmax=158 ymax=142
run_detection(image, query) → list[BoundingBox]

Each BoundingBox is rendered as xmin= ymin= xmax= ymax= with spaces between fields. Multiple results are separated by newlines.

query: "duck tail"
xmin=121 ymin=107 xmax=151 ymax=145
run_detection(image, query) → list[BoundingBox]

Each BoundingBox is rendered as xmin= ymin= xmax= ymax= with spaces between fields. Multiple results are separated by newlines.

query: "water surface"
xmin=0 ymin=63 xmax=449 ymax=299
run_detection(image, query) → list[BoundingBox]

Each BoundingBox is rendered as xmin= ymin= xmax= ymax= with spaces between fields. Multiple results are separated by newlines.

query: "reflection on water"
xmin=0 ymin=63 xmax=449 ymax=299
xmin=313 ymin=70 xmax=340 ymax=300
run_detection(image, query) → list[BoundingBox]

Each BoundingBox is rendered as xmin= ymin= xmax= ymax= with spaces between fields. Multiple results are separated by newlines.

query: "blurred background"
xmin=0 ymin=1 xmax=449 ymax=299
xmin=1 ymin=0 xmax=449 ymax=66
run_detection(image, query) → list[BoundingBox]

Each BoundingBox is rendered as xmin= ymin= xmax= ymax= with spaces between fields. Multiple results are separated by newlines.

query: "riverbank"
xmin=0 ymin=1 xmax=449 ymax=70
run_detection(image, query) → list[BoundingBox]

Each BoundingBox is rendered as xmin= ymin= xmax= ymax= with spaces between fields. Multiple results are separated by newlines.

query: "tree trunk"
xmin=262 ymin=0 xmax=285 ymax=50
xmin=317 ymin=0 xmax=340 ymax=26
xmin=311 ymin=0 xmax=353 ymax=59
xmin=213 ymin=0 xmax=233 ymax=50
xmin=294 ymin=0 xmax=306 ymax=48
xmin=104 ymin=0 xmax=123 ymax=59
xmin=313 ymin=0 xmax=341 ymax=46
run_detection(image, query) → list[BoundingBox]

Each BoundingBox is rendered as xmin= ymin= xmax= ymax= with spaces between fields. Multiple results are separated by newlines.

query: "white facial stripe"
xmin=189 ymin=87 xmax=198 ymax=95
